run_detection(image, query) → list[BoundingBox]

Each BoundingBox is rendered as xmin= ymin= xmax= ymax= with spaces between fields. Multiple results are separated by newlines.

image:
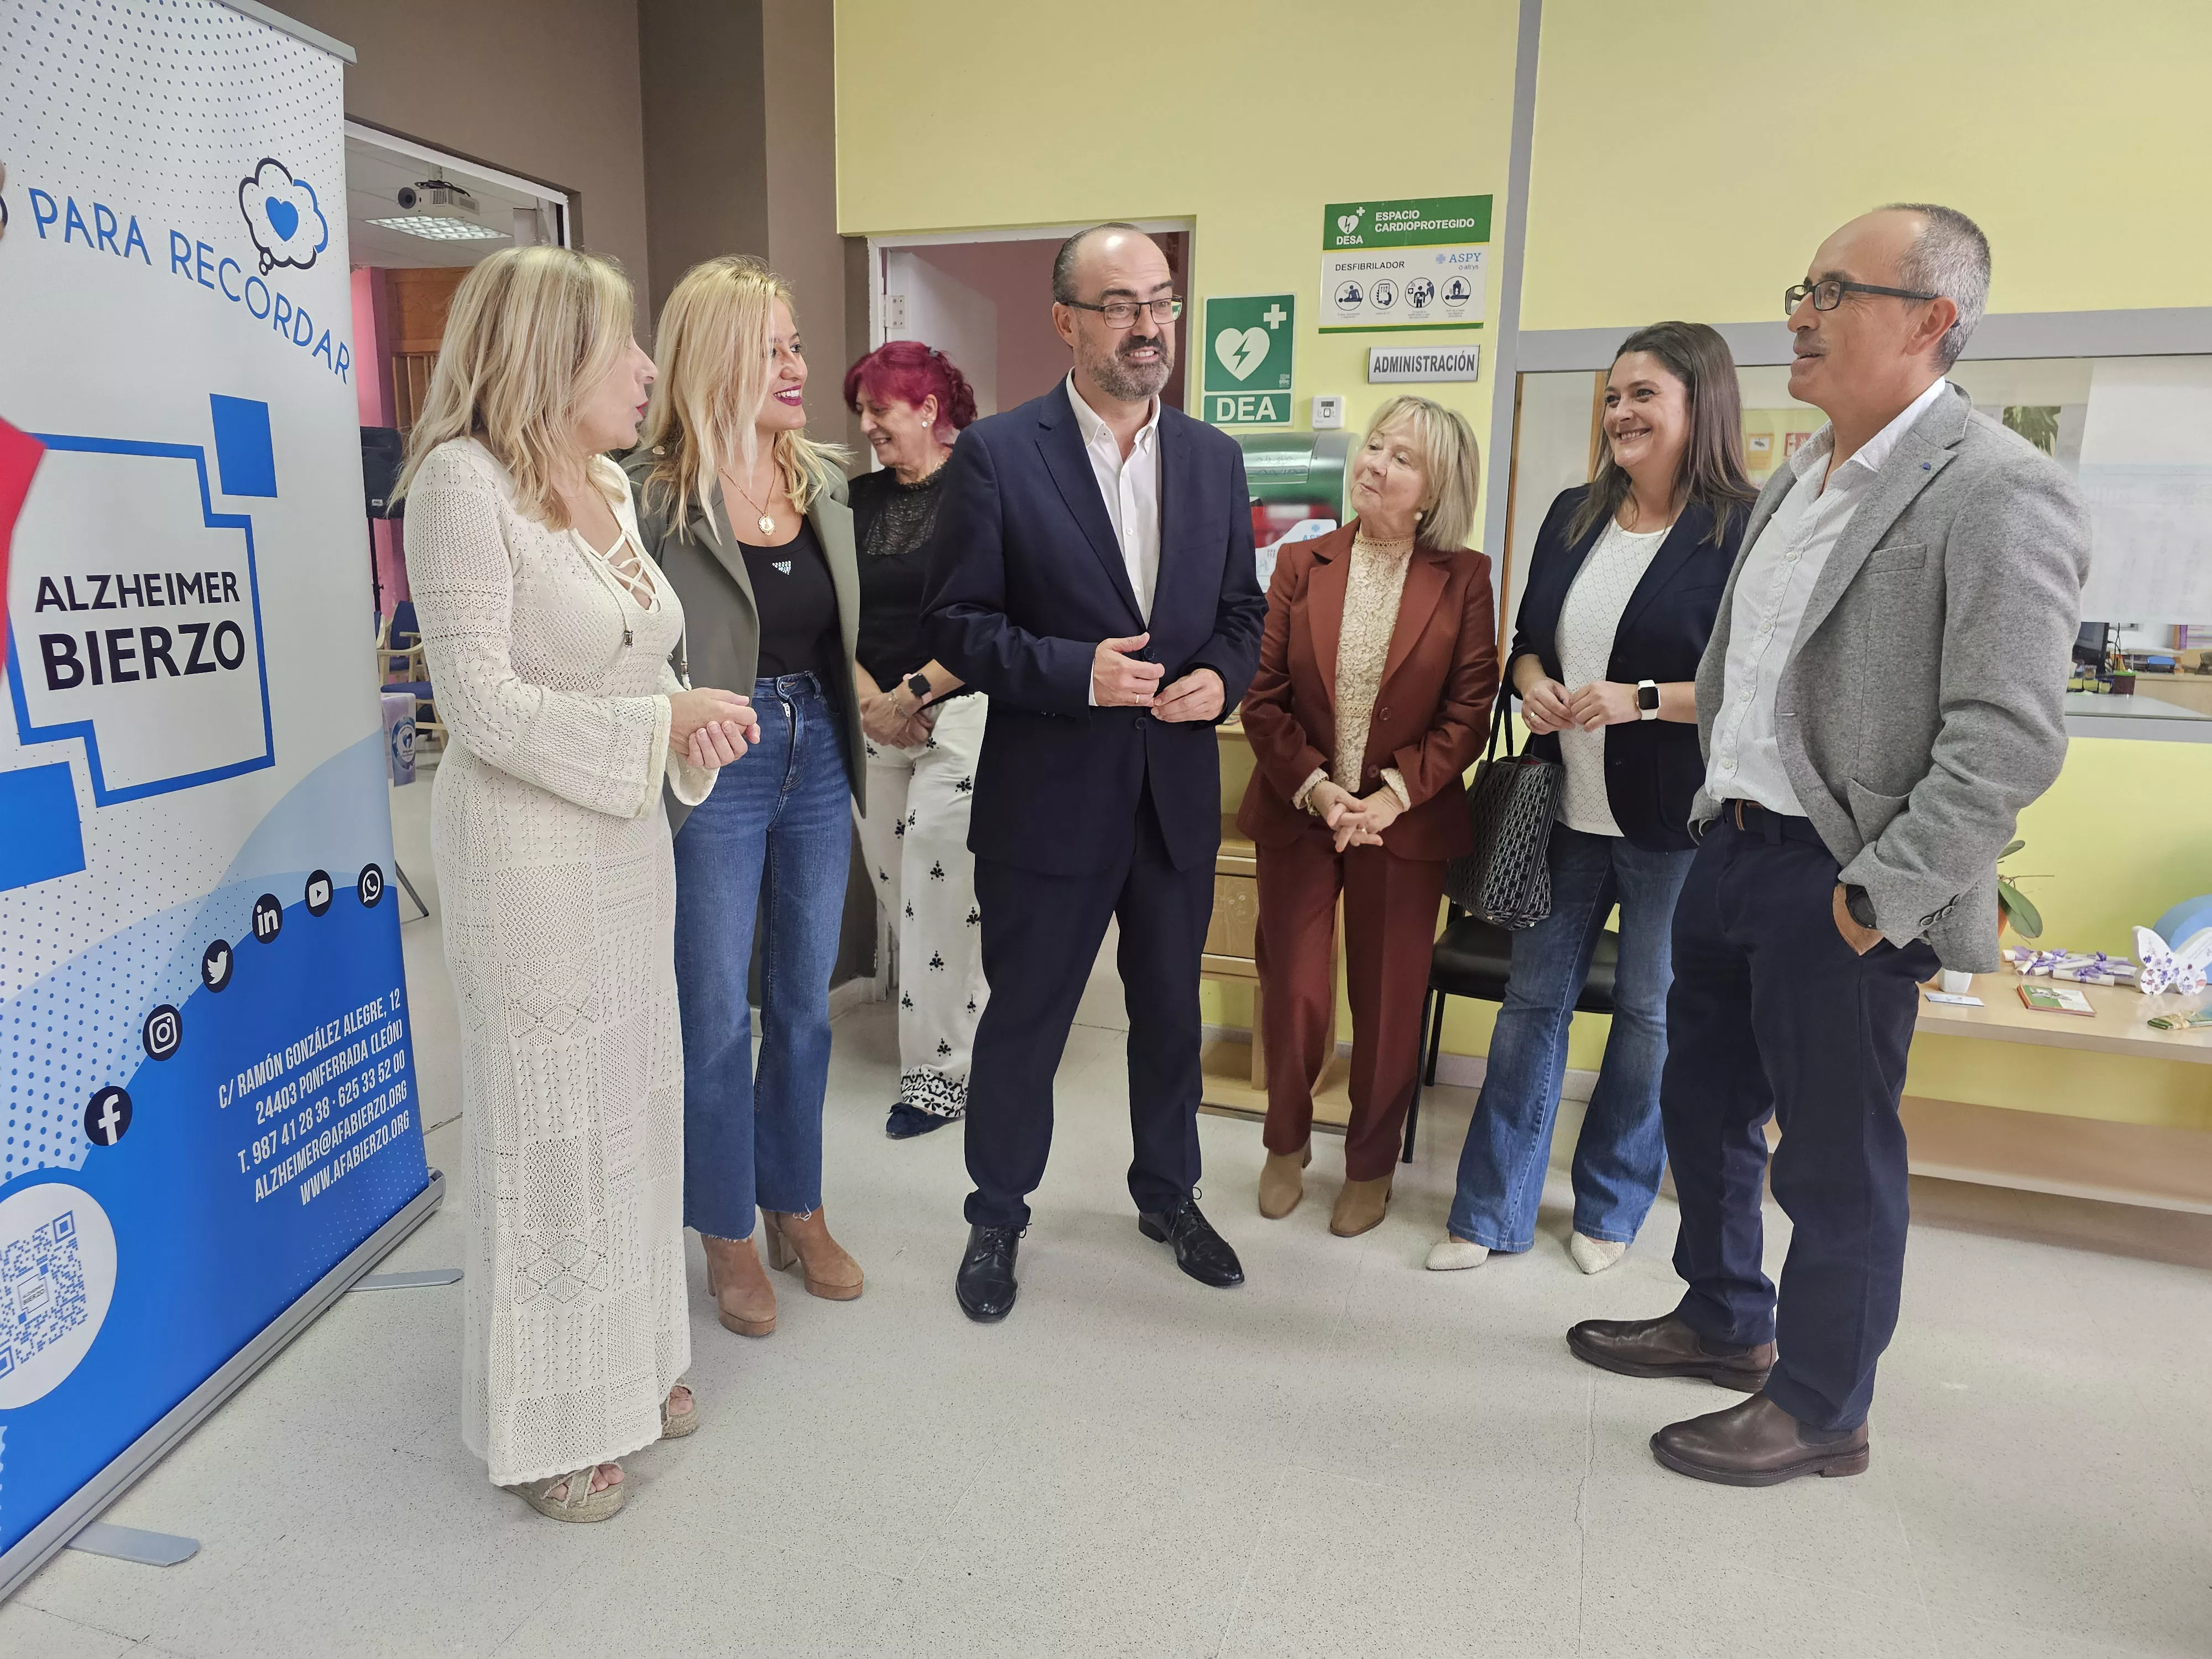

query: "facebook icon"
xmin=85 ymin=1086 xmax=132 ymax=1147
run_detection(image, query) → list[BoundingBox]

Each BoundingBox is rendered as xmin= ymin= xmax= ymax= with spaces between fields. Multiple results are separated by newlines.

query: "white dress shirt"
xmin=1066 ymin=371 xmax=1162 ymax=620
xmin=1705 ymin=377 xmax=1950 ymax=814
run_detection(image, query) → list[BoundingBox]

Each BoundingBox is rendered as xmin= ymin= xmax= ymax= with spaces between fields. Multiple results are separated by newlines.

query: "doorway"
xmin=865 ymin=222 xmax=1193 ymax=425
xmin=345 ymin=123 xmax=573 ymax=623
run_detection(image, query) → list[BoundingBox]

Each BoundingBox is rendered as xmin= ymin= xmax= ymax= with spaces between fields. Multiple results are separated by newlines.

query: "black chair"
xmin=1401 ymin=906 xmax=1620 ymax=1162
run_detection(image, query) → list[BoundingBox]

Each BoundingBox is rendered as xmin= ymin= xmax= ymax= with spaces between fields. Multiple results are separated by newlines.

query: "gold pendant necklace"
xmin=728 ymin=466 xmax=779 ymax=538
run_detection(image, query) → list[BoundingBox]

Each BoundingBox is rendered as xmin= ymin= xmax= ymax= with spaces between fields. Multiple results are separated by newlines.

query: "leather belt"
xmin=1724 ymin=798 xmax=1825 ymax=847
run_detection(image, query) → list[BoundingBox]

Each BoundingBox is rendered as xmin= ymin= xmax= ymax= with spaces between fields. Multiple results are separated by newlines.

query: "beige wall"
xmin=762 ymin=0 xmax=847 ymax=404
xmin=638 ymin=0 xmax=858 ymax=446
xmin=638 ymin=0 xmax=767 ymax=322
xmin=283 ymin=0 xmax=651 ymax=293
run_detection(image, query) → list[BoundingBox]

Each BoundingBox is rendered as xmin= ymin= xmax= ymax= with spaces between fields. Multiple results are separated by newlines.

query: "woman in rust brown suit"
xmin=1237 ymin=395 xmax=1498 ymax=1237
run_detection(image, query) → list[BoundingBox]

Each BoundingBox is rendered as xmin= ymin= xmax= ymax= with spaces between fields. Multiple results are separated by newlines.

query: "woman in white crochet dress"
xmin=397 ymin=246 xmax=758 ymax=1522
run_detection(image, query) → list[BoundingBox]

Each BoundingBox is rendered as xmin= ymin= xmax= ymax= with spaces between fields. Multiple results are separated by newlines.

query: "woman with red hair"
xmin=843 ymin=341 xmax=988 ymax=1138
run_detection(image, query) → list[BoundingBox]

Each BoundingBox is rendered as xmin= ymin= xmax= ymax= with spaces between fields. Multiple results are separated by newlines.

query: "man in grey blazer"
xmin=1567 ymin=205 xmax=2090 ymax=1485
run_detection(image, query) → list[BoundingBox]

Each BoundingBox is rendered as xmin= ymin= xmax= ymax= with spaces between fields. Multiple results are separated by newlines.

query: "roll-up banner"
xmin=0 ymin=0 xmax=434 ymax=1592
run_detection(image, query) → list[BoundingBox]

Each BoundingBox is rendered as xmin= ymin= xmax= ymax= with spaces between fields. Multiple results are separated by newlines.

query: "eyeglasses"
xmin=1785 ymin=278 xmax=1939 ymax=316
xmin=1062 ymin=296 xmax=1186 ymax=328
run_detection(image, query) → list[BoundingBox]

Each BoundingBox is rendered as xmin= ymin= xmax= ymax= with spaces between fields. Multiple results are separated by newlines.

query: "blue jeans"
xmin=674 ymin=674 xmax=851 ymax=1240
xmin=1447 ymin=824 xmax=1694 ymax=1250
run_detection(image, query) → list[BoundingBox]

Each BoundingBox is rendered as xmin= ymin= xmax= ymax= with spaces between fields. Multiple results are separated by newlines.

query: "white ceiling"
xmin=345 ymin=136 xmax=561 ymax=270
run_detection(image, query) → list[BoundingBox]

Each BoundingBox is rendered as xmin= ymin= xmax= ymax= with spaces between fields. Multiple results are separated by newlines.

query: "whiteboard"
xmin=2074 ymin=357 xmax=2212 ymax=624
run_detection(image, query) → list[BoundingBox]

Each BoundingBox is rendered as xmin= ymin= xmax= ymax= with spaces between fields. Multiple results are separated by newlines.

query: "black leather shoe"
xmin=1651 ymin=1392 xmax=1870 ymax=1486
xmin=1137 ymin=1197 xmax=1244 ymax=1288
xmin=1566 ymin=1312 xmax=1774 ymax=1391
xmin=956 ymin=1223 xmax=1020 ymax=1322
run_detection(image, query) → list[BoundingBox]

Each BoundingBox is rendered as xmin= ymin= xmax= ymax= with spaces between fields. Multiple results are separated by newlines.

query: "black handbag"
xmin=1444 ymin=686 xmax=1562 ymax=928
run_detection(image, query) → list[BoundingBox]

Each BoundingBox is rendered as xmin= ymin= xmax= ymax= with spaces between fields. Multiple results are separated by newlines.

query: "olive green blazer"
xmin=622 ymin=448 xmax=865 ymax=830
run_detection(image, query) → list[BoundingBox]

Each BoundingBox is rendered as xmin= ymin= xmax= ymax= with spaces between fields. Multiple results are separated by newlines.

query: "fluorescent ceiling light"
xmin=366 ymin=215 xmax=505 ymax=242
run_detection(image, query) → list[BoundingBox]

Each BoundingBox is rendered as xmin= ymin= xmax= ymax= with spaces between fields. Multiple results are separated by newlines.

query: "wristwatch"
xmin=1844 ymin=885 xmax=1878 ymax=929
xmin=905 ymin=671 xmax=933 ymax=705
xmin=1636 ymin=680 xmax=1660 ymax=721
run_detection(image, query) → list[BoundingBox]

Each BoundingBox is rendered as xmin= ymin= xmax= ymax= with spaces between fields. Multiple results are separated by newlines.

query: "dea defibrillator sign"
xmin=1201 ymin=293 xmax=1295 ymax=428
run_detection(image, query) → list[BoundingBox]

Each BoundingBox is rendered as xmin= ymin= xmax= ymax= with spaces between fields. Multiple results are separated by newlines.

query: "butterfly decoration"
xmin=2133 ymin=924 xmax=2212 ymax=998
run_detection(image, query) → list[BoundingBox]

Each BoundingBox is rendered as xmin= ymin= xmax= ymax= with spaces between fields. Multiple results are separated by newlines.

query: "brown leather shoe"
xmin=1651 ymin=1391 xmax=1870 ymax=1486
xmin=1566 ymin=1313 xmax=1773 ymax=1391
xmin=1258 ymin=1143 xmax=1311 ymax=1220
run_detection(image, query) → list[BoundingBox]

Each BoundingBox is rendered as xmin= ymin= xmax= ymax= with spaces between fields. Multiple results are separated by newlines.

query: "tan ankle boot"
xmin=1258 ymin=1142 xmax=1312 ymax=1220
xmin=701 ymin=1232 xmax=776 ymax=1336
xmin=1330 ymin=1174 xmax=1392 ymax=1238
xmin=763 ymin=1208 xmax=864 ymax=1301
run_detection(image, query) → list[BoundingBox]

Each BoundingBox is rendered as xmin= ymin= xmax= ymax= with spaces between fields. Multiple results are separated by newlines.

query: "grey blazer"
xmin=1692 ymin=384 xmax=2090 ymax=972
xmin=622 ymin=449 xmax=866 ymax=831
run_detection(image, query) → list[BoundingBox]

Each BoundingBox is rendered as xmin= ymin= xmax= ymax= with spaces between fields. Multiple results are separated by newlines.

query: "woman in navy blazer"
xmin=1431 ymin=322 xmax=1755 ymax=1277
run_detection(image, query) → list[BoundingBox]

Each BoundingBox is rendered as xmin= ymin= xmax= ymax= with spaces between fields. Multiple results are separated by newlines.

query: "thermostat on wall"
xmin=1311 ymin=395 xmax=1344 ymax=429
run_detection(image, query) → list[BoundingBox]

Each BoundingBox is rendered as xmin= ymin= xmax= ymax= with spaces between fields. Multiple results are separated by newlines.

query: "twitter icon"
xmin=202 ymin=938 xmax=234 ymax=993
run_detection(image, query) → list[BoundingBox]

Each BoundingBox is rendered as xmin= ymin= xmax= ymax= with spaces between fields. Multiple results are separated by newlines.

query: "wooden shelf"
xmin=1916 ymin=974 xmax=2212 ymax=1063
xmin=1901 ymin=1095 xmax=2212 ymax=1213
xmin=1199 ymin=1037 xmax=1352 ymax=1129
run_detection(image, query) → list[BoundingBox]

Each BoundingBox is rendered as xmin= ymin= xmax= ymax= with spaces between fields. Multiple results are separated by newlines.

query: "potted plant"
xmin=1997 ymin=839 xmax=2047 ymax=940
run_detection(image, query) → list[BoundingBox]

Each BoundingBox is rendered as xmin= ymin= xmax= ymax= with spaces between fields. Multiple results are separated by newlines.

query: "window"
xmin=1500 ymin=357 xmax=2212 ymax=732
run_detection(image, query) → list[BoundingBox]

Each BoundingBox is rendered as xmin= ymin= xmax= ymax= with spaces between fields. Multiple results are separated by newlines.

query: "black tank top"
xmin=740 ymin=518 xmax=838 ymax=680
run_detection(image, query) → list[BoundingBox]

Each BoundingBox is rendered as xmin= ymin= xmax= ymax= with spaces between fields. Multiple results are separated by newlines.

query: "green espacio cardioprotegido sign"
xmin=1320 ymin=194 xmax=1493 ymax=333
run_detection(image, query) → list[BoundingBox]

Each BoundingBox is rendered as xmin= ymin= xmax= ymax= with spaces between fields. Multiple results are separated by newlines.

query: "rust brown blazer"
xmin=1236 ymin=520 xmax=1499 ymax=863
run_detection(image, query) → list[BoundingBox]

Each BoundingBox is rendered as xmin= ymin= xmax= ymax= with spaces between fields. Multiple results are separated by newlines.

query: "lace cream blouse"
xmin=1294 ymin=529 xmax=1415 ymax=814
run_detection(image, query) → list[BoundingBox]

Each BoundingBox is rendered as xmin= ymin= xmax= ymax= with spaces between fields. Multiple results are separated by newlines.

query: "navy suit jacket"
xmin=1511 ymin=485 xmax=1745 ymax=851
xmin=921 ymin=380 xmax=1265 ymax=875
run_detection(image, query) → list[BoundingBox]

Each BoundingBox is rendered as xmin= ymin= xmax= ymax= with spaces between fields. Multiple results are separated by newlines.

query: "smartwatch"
xmin=904 ymin=671 xmax=933 ymax=705
xmin=1844 ymin=885 xmax=1878 ymax=929
xmin=1635 ymin=680 xmax=1660 ymax=721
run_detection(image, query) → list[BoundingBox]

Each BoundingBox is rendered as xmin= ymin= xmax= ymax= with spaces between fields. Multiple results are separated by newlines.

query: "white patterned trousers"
xmin=854 ymin=692 xmax=990 ymax=1119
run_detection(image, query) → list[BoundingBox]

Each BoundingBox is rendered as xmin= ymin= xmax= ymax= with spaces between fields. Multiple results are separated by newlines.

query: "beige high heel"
xmin=761 ymin=1208 xmax=864 ymax=1300
xmin=701 ymin=1233 xmax=777 ymax=1335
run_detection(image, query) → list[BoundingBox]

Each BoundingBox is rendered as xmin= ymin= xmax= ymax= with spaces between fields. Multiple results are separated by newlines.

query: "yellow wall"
xmin=1522 ymin=0 xmax=2212 ymax=331
xmin=834 ymin=0 xmax=1521 ymax=509
xmin=837 ymin=0 xmax=2212 ymax=1130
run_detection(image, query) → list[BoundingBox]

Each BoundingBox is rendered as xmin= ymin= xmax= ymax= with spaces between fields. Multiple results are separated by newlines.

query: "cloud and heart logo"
xmin=1214 ymin=327 xmax=1270 ymax=382
xmin=1337 ymin=208 xmax=1364 ymax=237
xmin=238 ymin=158 xmax=328 ymax=275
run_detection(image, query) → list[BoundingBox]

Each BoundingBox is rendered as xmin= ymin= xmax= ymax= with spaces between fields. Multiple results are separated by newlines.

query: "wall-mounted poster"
xmin=1321 ymin=195 xmax=1491 ymax=334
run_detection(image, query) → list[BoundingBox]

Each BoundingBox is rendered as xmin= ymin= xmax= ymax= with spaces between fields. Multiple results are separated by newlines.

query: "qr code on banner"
xmin=0 ymin=1212 xmax=88 ymax=1383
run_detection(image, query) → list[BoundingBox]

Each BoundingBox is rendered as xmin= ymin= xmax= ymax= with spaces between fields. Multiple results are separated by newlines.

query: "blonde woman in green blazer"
xmin=626 ymin=257 xmax=867 ymax=1344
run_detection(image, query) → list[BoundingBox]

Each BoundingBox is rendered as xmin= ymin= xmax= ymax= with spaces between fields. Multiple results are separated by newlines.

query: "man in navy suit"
xmin=922 ymin=223 xmax=1265 ymax=1321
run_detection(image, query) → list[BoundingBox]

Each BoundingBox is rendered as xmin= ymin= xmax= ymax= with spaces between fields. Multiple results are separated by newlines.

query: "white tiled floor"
xmin=8 ymin=777 xmax=2210 ymax=1657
